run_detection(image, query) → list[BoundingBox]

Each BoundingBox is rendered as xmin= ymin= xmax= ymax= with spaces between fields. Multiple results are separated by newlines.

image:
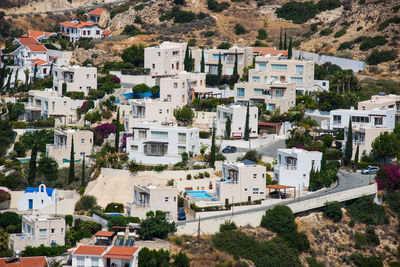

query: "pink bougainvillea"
xmin=111 ymin=76 xmax=121 ymax=84
xmin=94 ymin=123 xmax=116 ymax=146
xmin=375 ymin=164 xmax=400 ymax=191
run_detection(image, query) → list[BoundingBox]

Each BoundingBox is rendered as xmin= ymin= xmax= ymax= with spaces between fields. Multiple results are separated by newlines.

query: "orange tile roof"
xmin=253 ymin=47 xmax=288 ymax=56
xmin=73 ymin=246 xmax=107 ymax=256
xmin=89 ymin=8 xmax=106 ymax=16
xmin=94 ymin=231 xmax=115 ymax=237
xmin=75 ymin=22 xmax=97 ymax=28
xmin=60 ymin=21 xmax=98 ymax=29
xmin=102 ymin=29 xmax=111 ymax=36
xmin=103 ymin=246 xmax=140 ymax=260
xmin=31 ymin=59 xmax=50 ymax=66
xmin=23 ymin=30 xmax=55 ymax=39
xmin=25 ymin=44 xmax=47 ymax=52
xmin=16 ymin=37 xmax=39 ymax=45
xmin=0 ymin=256 xmax=47 ymax=267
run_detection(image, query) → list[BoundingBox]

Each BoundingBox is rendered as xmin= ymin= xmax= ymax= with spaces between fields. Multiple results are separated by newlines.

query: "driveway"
xmin=256 ymin=138 xmax=286 ymax=159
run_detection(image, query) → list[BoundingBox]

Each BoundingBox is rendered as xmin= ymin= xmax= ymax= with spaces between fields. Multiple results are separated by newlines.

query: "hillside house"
xmin=17 ymin=184 xmax=58 ymax=211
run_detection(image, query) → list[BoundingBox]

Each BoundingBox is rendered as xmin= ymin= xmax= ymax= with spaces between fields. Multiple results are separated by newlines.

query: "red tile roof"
xmin=59 ymin=21 xmax=99 ymax=29
xmin=89 ymin=8 xmax=106 ymax=16
xmin=15 ymin=37 xmax=39 ymax=45
xmin=0 ymin=256 xmax=47 ymax=267
xmin=25 ymin=44 xmax=47 ymax=52
xmin=31 ymin=59 xmax=50 ymax=66
xmin=73 ymin=246 xmax=107 ymax=256
xmin=103 ymin=246 xmax=140 ymax=260
xmin=102 ymin=29 xmax=111 ymax=36
xmin=94 ymin=231 xmax=115 ymax=237
xmin=22 ymin=30 xmax=55 ymax=39
xmin=253 ymin=47 xmax=288 ymax=56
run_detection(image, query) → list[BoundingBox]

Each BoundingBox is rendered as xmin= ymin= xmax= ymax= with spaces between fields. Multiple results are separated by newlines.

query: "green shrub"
xmin=105 ymin=202 xmax=124 ymax=213
xmin=386 ymin=191 xmax=400 ymax=215
xmin=260 ymin=205 xmax=297 ymax=235
xmin=360 ymin=36 xmax=388 ymax=51
xmin=204 ymin=30 xmax=214 ymax=37
xmin=65 ymin=215 xmax=73 ymax=227
xmin=107 ymin=216 xmax=127 ymax=231
xmin=122 ymin=25 xmax=142 ymax=36
xmin=199 ymin=131 xmax=211 ymax=138
xmin=281 ymin=231 xmax=310 ymax=252
xmin=186 ymin=174 xmax=192 ymax=180
xmin=354 ymin=231 xmax=367 ymax=249
xmin=217 ymin=42 xmax=231 ymax=49
xmin=378 ymin=17 xmax=400 ymax=31
xmin=257 ymin=29 xmax=267 ymax=40
xmin=138 ymin=210 xmax=176 ymax=240
xmin=154 ymin=165 xmax=167 ymax=172
xmin=134 ymin=4 xmax=144 ymax=11
xmin=325 ymin=149 xmax=342 ymax=160
xmin=22 ymin=245 xmax=69 ymax=257
xmin=367 ymin=50 xmax=397 ymax=65
xmin=126 ymin=216 xmax=141 ymax=223
xmin=219 ymin=220 xmax=237 ymax=232
xmin=75 ymin=195 xmax=97 ymax=211
xmin=207 ymin=0 xmax=230 ymax=12
xmin=204 ymin=171 xmax=210 ymax=177
xmin=350 ymin=254 xmax=383 ymax=267
xmin=334 ymin=28 xmax=346 ymax=38
xmin=320 ymin=28 xmax=333 ymax=36
xmin=347 ymin=196 xmax=388 ymax=225
xmin=234 ymin=24 xmax=246 ymax=35
xmin=306 ymin=257 xmax=324 ymax=267
xmin=323 ymin=201 xmax=342 ymax=222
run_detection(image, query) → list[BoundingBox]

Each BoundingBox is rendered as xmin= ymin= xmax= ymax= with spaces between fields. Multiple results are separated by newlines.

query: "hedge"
xmin=367 ymin=50 xmax=397 ymax=65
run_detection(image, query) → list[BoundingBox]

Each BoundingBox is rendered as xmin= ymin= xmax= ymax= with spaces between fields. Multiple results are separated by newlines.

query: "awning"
xmin=143 ymin=141 xmax=168 ymax=145
xmin=94 ymin=231 xmax=115 ymax=237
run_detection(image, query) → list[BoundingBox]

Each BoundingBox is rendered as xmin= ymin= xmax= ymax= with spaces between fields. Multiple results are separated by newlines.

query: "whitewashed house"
xmin=59 ymin=20 xmax=111 ymax=43
xmin=12 ymin=44 xmax=48 ymax=66
xmin=9 ymin=215 xmax=65 ymax=252
xmin=53 ymin=65 xmax=97 ymax=96
xmin=144 ymin=42 xmax=187 ymax=77
xmin=215 ymin=104 xmax=258 ymax=139
xmin=125 ymin=122 xmax=200 ymax=164
xmin=17 ymin=184 xmax=58 ymax=211
xmin=216 ymin=160 xmax=266 ymax=204
xmin=274 ymin=148 xmax=322 ymax=189
xmin=126 ymin=184 xmax=179 ymax=219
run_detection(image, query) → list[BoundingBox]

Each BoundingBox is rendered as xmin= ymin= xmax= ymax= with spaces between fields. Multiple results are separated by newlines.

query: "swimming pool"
xmin=18 ymin=158 xmax=30 ymax=162
xmin=185 ymin=191 xmax=213 ymax=198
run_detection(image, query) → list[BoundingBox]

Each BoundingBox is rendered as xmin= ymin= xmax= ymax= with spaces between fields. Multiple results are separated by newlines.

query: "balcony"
xmin=134 ymin=201 xmax=150 ymax=207
xmin=275 ymin=164 xmax=297 ymax=170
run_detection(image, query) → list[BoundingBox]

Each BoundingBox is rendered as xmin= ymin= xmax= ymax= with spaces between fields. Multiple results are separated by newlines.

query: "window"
xmin=96 ymin=30 xmax=100 ymax=35
xmin=138 ymin=130 xmax=146 ymax=139
xmin=151 ymin=131 xmax=168 ymax=139
xmin=291 ymin=77 xmax=303 ymax=86
xmin=258 ymin=63 xmax=266 ymax=71
xmin=254 ymin=88 xmax=264 ymax=95
xmin=152 ymin=64 xmax=155 ymax=69
xmin=159 ymin=109 xmax=162 ymax=114
xmin=252 ymin=76 xmax=260 ymax=83
xmin=173 ymin=83 xmax=178 ymax=88
xmin=274 ymin=89 xmax=283 ymax=98
xmin=51 ymin=228 xmax=55 ymax=234
xmin=52 ymin=102 xmax=55 ymax=110
xmin=253 ymin=188 xmax=259 ymax=194
xmin=351 ymin=116 xmax=369 ymax=123
xmin=374 ymin=117 xmax=383 ymax=125
xmin=322 ymin=82 xmax=326 ymax=86
xmin=81 ymin=139 xmax=85 ymax=143
xmin=271 ymin=64 xmax=287 ymax=71
xmin=86 ymin=74 xmax=90 ymax=78
xmin=253 ymin=174 xmax=257 ymax=179
xmin=87 ymin=86 xmax=90 ymax=91
xmin=91 ymin=257 xmax=99 ymax=267
xmin=178 ymin=133 xmax=186 ymax=143
xmin=64 ymin=101 xmax=67 ymax=106
xmin=157 ymin=52 xmax=161 ymax=56
xmin=333 ymin=115 xmax=341 ymax=125
xmin=39 ymin=229 xmax=47 ymax=238
xmin=165 ymin=197 xmax=169 ymax=202
xmin=295 ymin=65 xmax=304 ymax=74
xmin=61 ymin=228 xmax=64 ymax=233
xmin=130 ymin=145 xmax=138 ymax=151
xmin=80 ymin=152 xmax=85 ymax=158
xmin=236 ymin=88 xmax=245 ymax=97
xmin=178 ymin=146 xmax=186 ymax=154
xmin=171 ymin=64 xmax=174 ymax=69
xmin=173 ymin=51 xmax=179 ymax=55
xmin=270 ymin=76 xmax=278 ymax=82
xmin=77 ymin=256 xmax=84 ymax=267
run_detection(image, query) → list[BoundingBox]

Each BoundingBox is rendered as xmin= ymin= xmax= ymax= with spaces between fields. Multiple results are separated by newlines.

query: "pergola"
xmin=94 ymin=231 xmax=116 ymax=246
xmin=266 ymin=184 xmax=296 ymax=198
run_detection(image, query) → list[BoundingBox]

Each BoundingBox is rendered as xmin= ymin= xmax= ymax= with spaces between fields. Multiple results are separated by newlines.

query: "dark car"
xmin=177 ymin=207 xmax=186 ymax=221
xmin=361 ymin=166 xmax=379 ymax=175
xmin=269 ymin=191 xmax=279 ymax=198
xmin=222 ymin=146 xmax=237 ymax=153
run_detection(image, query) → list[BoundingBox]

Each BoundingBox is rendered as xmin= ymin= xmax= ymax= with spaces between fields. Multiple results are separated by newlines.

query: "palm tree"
xmin=23 ymin=68 xmax=30 ymax=86
xmin=128 ymin=160 xmax=138 ymax=174
xmin=345 ymin=69 xmax=353 ymax=92
xmin=333 ymin=70 xmax=341 ymax=94
xmin=295 ymin=116 xmax=318 ymax=139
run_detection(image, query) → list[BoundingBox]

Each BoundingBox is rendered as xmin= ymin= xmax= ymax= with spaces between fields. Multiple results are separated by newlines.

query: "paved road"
xmin=256 ymin=138 xmax=286 ymax=158
xmin=176 ymin=169 xmax=373 ymax=226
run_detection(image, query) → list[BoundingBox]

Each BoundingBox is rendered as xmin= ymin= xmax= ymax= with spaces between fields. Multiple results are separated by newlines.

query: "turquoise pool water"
xmin=186 ymin=191 xmax=213 ymax=198
xmin=18 ymin=158 xmax=30 ymax=162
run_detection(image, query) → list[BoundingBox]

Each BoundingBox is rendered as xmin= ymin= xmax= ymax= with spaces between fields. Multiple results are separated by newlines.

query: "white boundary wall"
xmin=176 ymin=183 xmax=377 ymax=235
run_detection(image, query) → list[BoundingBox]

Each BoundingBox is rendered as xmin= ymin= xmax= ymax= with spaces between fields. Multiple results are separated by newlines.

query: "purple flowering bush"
xmin=94 ymin=123 xmax=116 ymax=146
xmin=111 ymin=76 xmax=121 ymax=84
xmin=376 ymin=164 xmax=400 ymax=191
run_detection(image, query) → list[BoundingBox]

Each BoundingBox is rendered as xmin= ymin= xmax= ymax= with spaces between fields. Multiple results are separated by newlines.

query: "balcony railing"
xmin=134 ymin=201 xmax=150 ymax=207
xmin=275 ymin=164 xmax=297 ymax=170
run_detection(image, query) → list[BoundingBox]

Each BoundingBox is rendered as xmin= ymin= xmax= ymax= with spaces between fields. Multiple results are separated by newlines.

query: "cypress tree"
xmin=115 ymin=108 xmax=120 ymax=152
xmin=217 ymin=52 xmax=222 ymax=84
xmin=309 ymin=164 xmax=315 ymax=191
xmin=232 ymin=50 xmax=239 ymax=83
xmin=189 ymin=50 xmax=194 ymax=71
xmin=81 ymin=157 xmax=86 ymax=187
xmin=28 ymin=144 xmax=37 ymax=185
xmin=184 ymin=47 xmax=190 ymax=72
xmin=210 ymin=127 xmax=216 ymax=167
xmin=49 ymin=63 xmax=54 ymax=77
xmin=225 ymin=116 xmax=231 ymax=139
xmin=200 ymin=49 xmax=205 ymax=73
xmin=283 ymin=30 xmax=287 ymax=50
xmin=0 ymin=65 xmax=6 ymax=89
xmin=354 ymin=144 xmax=359 ymax=169
xmin=13 ymin=68 xmax=19 ymax=91
xmin=320 ymin=149 xmax=327 ymax=173
xmin=33 ymin=64 xmax=38 ymax=82
xmin=344 ymin=120 xmax=353 ymax=166
xmin=288 ymin=37 xmax=293 ymax=59
xmin=69 ymin=137 xmax=75 ymax=184
xmin=5 ymin=69 xmax=12 ymax=91
xmin=244 ymin=103 xmax=250 ymax=141
xmin=279 ymin=28 xmax=282 ymax=50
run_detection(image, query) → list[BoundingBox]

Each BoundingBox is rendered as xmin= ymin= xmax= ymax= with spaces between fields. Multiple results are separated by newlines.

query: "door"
xmin=28 ymin=199 xmax=33 ymax=209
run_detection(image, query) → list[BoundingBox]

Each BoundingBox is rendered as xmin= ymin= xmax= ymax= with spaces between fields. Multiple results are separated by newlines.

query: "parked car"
xmin=361 ymin=166 xmax=379 ymax=175
xmin=222 ymin=146 xmax=237 ymax=153
xmin=177 ymin=207 xmax=186 ymax=221
xmin=269 ymin=191 xmax=279 ymax=198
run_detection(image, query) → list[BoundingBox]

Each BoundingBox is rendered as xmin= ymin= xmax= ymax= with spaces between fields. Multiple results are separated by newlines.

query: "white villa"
xmin=9 ymin=215 xmax=65 ymax=252
xmin=53 ymin=65 xmax=98 ymax=96
xmin=126 ymin=184 xmax=179 ymax=220
xmin=274 ymin=148 xmax=322 ymax=189
xmin=144 ymin=41 xmax=187 ymax=77
xmin=17 ymin=184 xmax=58 ymax=211
xmin=215 ymin=104 xmax=258 ymax=139
xmin=216 ymin=160 xmax=266 ymax=204
xmin=125 ymin=122 xmax=200 ymax=165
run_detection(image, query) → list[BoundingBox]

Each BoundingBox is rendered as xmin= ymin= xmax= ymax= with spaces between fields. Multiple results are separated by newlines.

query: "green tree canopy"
xmin=132 ymin=83 xmax=150 ymax=94
xmin=121 ymin=44 xmax=145 ymax=66
xmin=138 ymin=210 xmax=176 ymax=240
xmin=173 ymin=106 xmax=194 ymax=125
xmin=260 ymin=205 xmax=297 ymax=235
xmin=372 ymin=131 xmax=400 ymax=163
xmin=37 ymin=156 xmax=59 ymax=181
